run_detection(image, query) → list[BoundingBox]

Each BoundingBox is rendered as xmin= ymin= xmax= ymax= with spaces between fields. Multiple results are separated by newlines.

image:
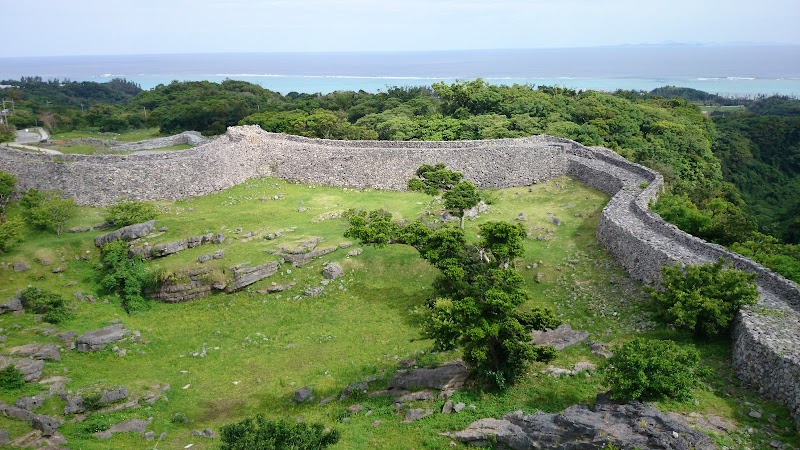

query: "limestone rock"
xmin=63 ymin=396 xmax=85 ymax=415
xmin=294 ymin=387 xmax=314 ymax=404
xmin=396 ymin=390 xmax=435 ymax=403
xmin=9 ymin=343 xmax=61 ymax=361
xmin=588 ymin=341 xmax=613 ymax=359
xmin=340 ymin=378 xmax=377 ymax=400
xmin=389 ymin=360 xmax=468 ymax=391
xmin=15 ymin=396 xmax=44 ymax=411
xmin=100 ymin=386 xmax=128 ymax=404
xmin=530 ymin=323 xmax=588 ymax=350
xmin=448 ymin=395 xmax=715 ymax=450
xmin=322 ymin=263 xmax=344 ymax=280
xmin=57 ymin=331 xmax=77 ymax=350
xmin=403 ymin=408 xmax=433 ymax=423
xmin=13 ymin=262 xmax=31 ymax=272
xmin=0 ymin=429 xmax=8 ymax=444
xmin=94 ymin=418 xmax=151 ymax=439
xmin=94 ymin=220 xmax=156 ymax=247
xmin=76 ymin=324 xmax=128 ymax=352
xmin=0 ymin=356 xmax=44 ymax=382
xmin=224 ymin=261 xmax=280 ymax=293
xmin=0 ymin=297 xmax=23 ymax=314
xmin=0 ymin=401 xmax=35 ymax=420
xmin=31 ymin=414 xmax=59 ymax=436
xmin=347 ymin=248 xmax=363 ymax=257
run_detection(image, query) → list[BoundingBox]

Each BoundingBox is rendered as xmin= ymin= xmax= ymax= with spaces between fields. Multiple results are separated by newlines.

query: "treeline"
xmin=0 ymin=77 xmax=142 ymax=131
xmin=1 ymin=77 xmax=797 ymax=281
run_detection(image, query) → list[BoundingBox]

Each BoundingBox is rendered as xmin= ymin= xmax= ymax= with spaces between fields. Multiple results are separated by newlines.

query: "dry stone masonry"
xmin=1 ymin=126 xmax=798 ymax=429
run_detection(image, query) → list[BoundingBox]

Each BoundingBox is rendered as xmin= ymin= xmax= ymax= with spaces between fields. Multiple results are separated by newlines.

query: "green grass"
xmin=0 ymin=176 xmax=797 ymax=449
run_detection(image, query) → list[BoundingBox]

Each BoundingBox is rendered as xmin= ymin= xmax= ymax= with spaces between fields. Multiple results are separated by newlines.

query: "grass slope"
xmin=0 ymin=177 xmax=797 ymax=449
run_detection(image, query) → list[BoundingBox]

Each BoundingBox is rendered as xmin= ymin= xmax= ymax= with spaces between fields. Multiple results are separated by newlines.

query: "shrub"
xmin=647 ymin=260 xmax=758 ymax=338
xmin=219 ymin=416 xmax=339 ymax=450
xmin=99 ymin=240 xmax=151 ymax=313
xmin=0 ymin=364 xmax=25 ymax=390
xmin=19 ymin=286 xmax=73 ymax=324
xmin=20 ymin=189 xmax=77 ymax=235
xmin=0 ymin=217 xmax=24 ymax=252
xmin=602 ymin=338 xmax=704 ymax=401
xmin=104 ymin=198 xmax=158 ymax=227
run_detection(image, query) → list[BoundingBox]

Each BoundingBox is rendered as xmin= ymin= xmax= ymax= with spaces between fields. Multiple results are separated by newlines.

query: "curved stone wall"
xmin=65 ymin=131 xmax=209 ymax=152
xmin=1 ymin=125 xmax=798 ymax=428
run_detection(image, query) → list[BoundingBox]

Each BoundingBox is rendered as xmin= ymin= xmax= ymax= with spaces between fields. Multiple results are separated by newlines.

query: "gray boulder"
xmin=530 ymin=323 xmax=588 ymax=350
xmin=0 ymin=297 xmax=23 ymax=314
xmin=15 ymin=396 xmax=44 ymax=411
xmin=9 ymin=343 xmax=61 ymax=361
xmin=294 ymin=387 xmax=314 ymax=404
xmin=63 ymin=396 xmax=85 ymax=415
xmin=224 ymin=261 xmax=280 ymax=293
xmin=322 ymin=263 xmax=344 ymax=280
xmin=100 ymin=386 xmax=128 ymax=404
xmin=13 ymin=262 xmax=31 ymax=272
xmin=0 ymin=356 xmax=44 ymax=382
xmin=94 ymin=418 xmax=151 ymax=440
xmin=0 ymin=429 xmax=8 ymax=444
xmin=403 ymin=408 xmax=433 ymax=423
xmin=94 ymin=220 xmax=156 ymax=247
xmin=0 ymin=401 xmax=35 ymax=420
xmin=31 ymin=414 xmax=59 ymax=436
xmin=448 ymin=395 xmax=715 ymax=450
xmin=76 ymin=324 xmax=128 ymax=352
xmin=389 ymin=360 xmax=468 ymax=391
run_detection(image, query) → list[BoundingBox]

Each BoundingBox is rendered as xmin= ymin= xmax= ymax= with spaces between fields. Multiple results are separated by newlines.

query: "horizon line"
xmin=2 ymin=42 xmax=800 ymax=59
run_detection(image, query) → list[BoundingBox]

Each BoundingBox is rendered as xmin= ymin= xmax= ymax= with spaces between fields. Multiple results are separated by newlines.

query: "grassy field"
xmin=51 ymin=128 xmax=165 ymax=142
xmin=0 ymin=176 xmax=797 ymax=449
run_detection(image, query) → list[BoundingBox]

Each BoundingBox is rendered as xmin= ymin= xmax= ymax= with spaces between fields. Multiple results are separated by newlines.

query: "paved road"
xmin=9 ymin=127 xmax=61 ymax=154
xmin=15 ymin=127 xmax=48 ymax=144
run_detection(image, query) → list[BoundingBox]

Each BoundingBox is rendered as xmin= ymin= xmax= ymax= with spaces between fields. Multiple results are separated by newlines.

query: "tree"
xmin=407 ymin=163 xmax=463 ymax=195
xmin=602 ymin=338 xmax=704 ymax=401
xmin=344 ymin=214 xmax=558 ymax=389
xmin=0 ymin=123 xmax=16 ymax=145
xmin=443 ymin=181 xmax=481 ymax=229
xmin=647 ymin=260 xmax=758 ymax=338
xmin=0 ymin=170 xmax=17 ymax=222
xmin=23 ymin=190 xmax=77 ymax=235
xmin=0 ymin=217 xmax=24 ymax=252
xmin=99 ymin=240 xmax=151 ymax=313
xmin=220 ymin=416 xmax=339 ymax=450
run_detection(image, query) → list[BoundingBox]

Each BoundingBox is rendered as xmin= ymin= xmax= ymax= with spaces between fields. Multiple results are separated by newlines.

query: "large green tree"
xmin=345 ymin=213 xmax=558 ymax=389
xmin=647 ymin=260 xmax=758 ymax=338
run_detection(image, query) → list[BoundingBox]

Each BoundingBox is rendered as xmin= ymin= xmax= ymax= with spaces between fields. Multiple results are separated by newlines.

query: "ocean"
xmin=1 ymin=46 xmax=799 ymax=97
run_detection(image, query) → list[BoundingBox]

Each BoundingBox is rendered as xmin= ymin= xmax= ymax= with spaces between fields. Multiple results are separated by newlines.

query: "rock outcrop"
xmin=94 ymin=220 xmax=156 ymax=247
xmin=388 ymin=360 xmax=468 ymax=391
xmin=76 ymin=324 xmax=128 ymax=352
xmin=448 ymin=395 xmax=715 ymax=450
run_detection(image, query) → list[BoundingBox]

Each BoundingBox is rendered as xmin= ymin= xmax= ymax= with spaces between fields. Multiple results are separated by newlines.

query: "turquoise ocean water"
xmin=1 ymin=47 xmax=799 ymax=96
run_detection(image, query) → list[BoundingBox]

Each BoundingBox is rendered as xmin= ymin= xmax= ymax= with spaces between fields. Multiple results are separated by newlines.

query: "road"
xmin=9 ymin=127 xmax=61 ymax=154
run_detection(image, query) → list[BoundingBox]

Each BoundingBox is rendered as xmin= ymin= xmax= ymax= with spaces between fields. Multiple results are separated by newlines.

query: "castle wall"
xmin=1 ymin=125 xmax=798 ymax=428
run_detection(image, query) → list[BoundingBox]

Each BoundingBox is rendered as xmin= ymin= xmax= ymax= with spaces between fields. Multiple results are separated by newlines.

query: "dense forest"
xmin=1 ymin=77 xmax=797 ymax=281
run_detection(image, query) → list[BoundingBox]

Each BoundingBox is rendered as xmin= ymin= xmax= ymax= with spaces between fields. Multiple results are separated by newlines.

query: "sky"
xmin=3 ymin=0 xmax=800 ymax=57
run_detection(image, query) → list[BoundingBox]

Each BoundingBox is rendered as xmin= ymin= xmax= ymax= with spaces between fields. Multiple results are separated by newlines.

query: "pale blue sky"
xmin=4 ymin=0 xmax=799 ymax=57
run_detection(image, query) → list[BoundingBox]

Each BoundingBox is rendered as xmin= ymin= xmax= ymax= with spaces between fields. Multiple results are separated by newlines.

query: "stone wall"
xmin=0 ymin=125 xmax=797 ymax=428
xmin=66 ymin=131 xmax=208 ymax=152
